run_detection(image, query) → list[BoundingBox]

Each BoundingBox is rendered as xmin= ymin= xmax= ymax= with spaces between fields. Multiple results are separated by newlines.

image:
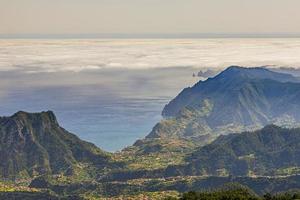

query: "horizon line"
xmin=2 ymin=33 xmax=300 ymax=39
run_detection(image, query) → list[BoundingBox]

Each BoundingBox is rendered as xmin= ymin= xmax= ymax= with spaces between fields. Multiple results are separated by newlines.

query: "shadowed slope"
xmin=0 ymin=111 xmax=116 ymax=180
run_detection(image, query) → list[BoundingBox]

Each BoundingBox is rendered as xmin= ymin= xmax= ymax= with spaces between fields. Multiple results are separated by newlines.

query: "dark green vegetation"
xmin=178 ymin=184 xmax=260 ymax=200
xmin=177 ymin=183 xmax=300 ymax=200
xmin=0 ymin=182 xmax=63 ymax=200
xmin=0 ymin=191 xmax=61 ymax=200
xmin=172 ymin=125 xmax=300 ymax=177
xmin=0 ymin=111 xmax=121 ymax=181
xmin=102 ymin=126 xmax=300 ymax=182
xmin=2 ymin=66 xmax=300 ymax=199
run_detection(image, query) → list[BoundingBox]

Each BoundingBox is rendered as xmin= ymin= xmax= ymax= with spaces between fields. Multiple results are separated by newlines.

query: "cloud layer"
xmin=1 ymin=39 xmax=300 ymax=73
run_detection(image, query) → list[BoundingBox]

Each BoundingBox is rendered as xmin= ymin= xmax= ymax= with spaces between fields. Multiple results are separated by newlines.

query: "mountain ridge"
xmin=104 ymin=125 xmax=300 ymax=182
xmin=120 ymin=66 xmax=300 ymax=172
xmin=160 ymin=67 xmax=300 ymax=135
xmin=163 ymin=66 xmax=300 ymax=117
xmin=168 ymin=124 xmax=300 ymax=177
xmin=0 ymin=110 xmax=118 ymax=180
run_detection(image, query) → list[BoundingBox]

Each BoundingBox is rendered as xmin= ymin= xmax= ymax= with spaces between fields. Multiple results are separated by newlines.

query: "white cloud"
xmin=1 ymin=39 xmax=300 ymax=73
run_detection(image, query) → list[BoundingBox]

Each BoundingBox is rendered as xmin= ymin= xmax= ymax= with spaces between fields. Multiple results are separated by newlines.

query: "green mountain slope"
xmin=165 ymin=125 xmax=300 ymax=177
xmin=120 ymin=66 xmax=300 ymax=169
xmin=0 ymin=111 xmax=118 ymax=180
xmin=105 ymin=125 xmax=300 ymax=185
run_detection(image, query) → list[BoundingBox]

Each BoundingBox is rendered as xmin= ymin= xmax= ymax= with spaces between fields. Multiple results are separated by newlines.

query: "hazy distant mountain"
xmin=0 ymin=111 xmax=115 ymax=180
xmin=160 ymin=66 xmax=300 ymax=135
xmin=163 ymin=66 xmax=300 ymax=117
xmin=266 ymin=66 xmax=300 ymax=77
xmin=197 ymin=69 xmax=220 ymax=78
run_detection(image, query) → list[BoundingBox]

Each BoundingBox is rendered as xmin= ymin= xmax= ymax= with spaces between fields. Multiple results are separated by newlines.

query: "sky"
xmin=1 ymin=0 xmax=300 ymax=36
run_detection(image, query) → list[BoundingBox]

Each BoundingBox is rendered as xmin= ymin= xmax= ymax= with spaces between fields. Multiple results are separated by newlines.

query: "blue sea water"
xmin=0 ymin=68 xmax=197 ymax=152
